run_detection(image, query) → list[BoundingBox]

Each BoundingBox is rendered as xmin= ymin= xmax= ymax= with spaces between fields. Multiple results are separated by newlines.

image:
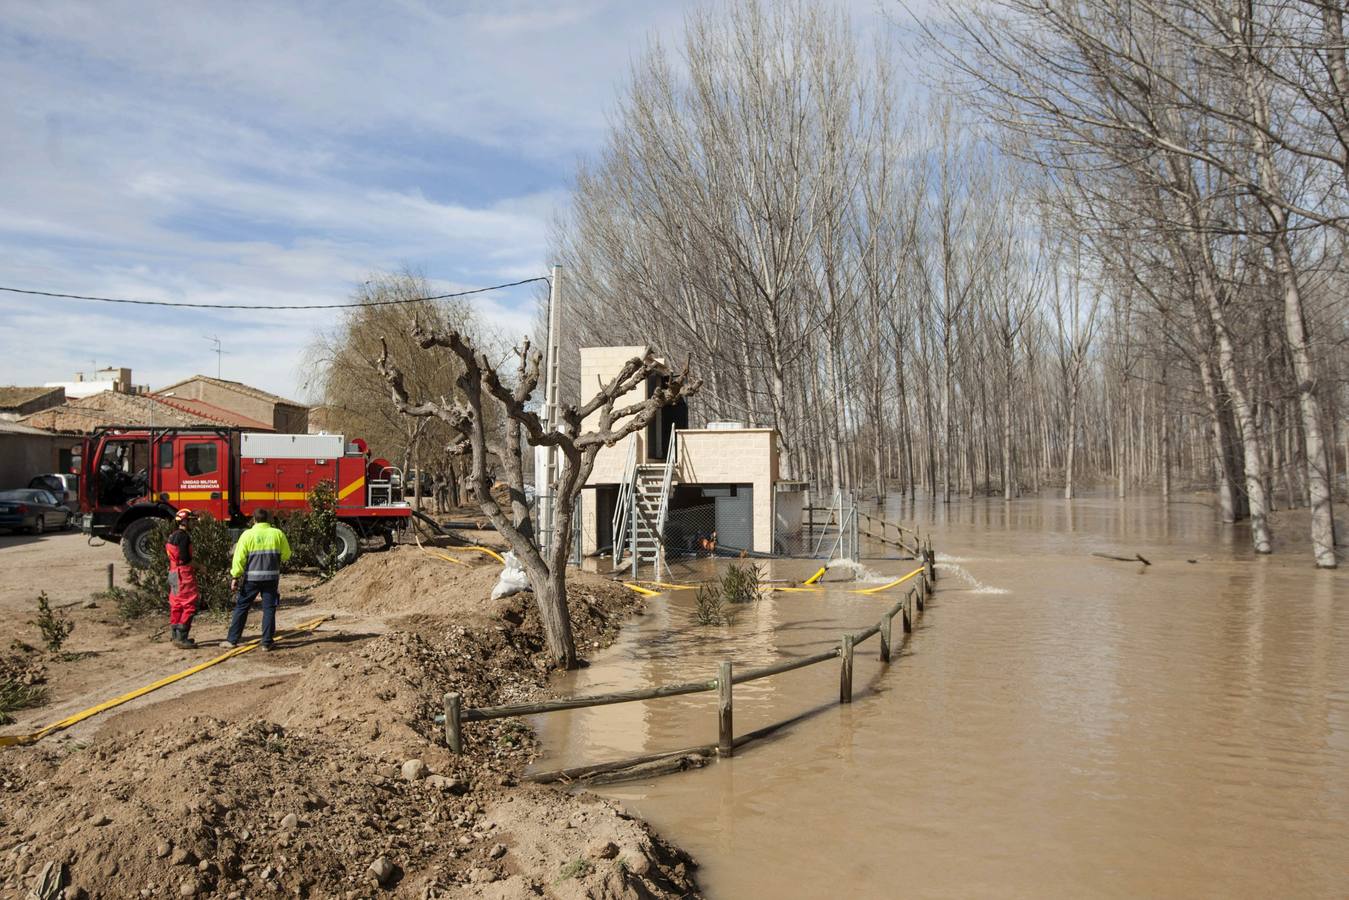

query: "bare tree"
xmin=378 ymin=329 xmax=699 ymax=667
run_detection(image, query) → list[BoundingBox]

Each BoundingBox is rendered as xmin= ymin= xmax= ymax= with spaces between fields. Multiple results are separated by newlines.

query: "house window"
xmin=184 ymin=443 xmax=218 ymax=477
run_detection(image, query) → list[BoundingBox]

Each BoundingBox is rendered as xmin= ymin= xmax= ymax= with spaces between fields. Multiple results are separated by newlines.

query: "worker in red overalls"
xmin=166 ymin=509 xmax=200 ymax=649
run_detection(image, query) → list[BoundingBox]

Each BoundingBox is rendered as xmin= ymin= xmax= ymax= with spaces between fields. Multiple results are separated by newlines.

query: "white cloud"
xmin=0 ymin=0 xmax=913 ymax=403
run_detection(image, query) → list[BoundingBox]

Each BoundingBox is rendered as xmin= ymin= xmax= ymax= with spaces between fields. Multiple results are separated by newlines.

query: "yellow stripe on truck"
xmin=240 ymin=491 xmax=310 ymax=501
xmin=338 ymin=476 xmax=365 ymax=501
xmin=164 ymin=491 xmax=218 ymax=501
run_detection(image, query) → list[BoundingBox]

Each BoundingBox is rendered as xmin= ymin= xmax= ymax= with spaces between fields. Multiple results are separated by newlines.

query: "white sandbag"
xmin=490 ymin=551 xmax=531 ymax=600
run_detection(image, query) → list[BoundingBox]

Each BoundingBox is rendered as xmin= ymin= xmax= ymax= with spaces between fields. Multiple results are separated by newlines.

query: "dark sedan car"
xmin=0 ymin=489 xmax=73 ymax=534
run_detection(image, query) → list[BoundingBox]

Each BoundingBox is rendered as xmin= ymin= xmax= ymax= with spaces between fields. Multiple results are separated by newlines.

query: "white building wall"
xmin=577 ymin=347 xmax=782 ymax=556
xmin=675 ymin=429 xmax=778 ymax=553
xmin=580 ymin=346 xmax=651 ymax=485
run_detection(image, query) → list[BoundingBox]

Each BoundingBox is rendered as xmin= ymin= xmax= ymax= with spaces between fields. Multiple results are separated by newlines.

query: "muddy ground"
xmin=0 ymin=531 xmax=699 ymax=899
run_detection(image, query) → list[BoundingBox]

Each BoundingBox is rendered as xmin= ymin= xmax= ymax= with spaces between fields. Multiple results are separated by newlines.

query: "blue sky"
xmin=0 ymin=0 xmax=898 ymax=401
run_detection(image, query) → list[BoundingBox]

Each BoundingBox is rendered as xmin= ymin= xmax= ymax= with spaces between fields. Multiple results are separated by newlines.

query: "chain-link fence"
xmin=776 ymin=490 xmax=859 ymax=560
xmin=527 ymin=493 xmax=582 ymax=568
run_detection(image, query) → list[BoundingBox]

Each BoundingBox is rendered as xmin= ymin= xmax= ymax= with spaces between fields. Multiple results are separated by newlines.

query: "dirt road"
xmin=0 ymin=531 xmax=377 ymax=745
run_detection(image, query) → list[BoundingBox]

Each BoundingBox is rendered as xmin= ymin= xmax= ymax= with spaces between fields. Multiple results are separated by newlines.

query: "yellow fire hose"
xmin=459 ymin=545 xmax=505 ymax=564
xmin=0 ymin=615 xmax=331 ymax=748
xmin=847 ymin=566 xmax=925 ymax=595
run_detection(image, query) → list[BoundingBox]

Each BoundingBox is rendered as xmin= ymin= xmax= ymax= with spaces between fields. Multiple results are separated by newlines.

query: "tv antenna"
xmin=204 ymin=336 xmax=230 ymax=379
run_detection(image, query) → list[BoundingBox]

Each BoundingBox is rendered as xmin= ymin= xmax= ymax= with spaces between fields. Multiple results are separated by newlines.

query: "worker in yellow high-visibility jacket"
xmin=223 ymin=509 xmax=292 ymax=650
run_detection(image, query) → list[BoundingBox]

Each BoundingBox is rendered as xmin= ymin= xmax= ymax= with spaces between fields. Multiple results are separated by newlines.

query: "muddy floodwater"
xmin=532 ymin=496 xmax=1349 ymax=898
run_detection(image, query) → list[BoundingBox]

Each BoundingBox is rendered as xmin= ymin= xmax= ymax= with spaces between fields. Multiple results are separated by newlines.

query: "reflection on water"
xmin=534 ymin=495 xmax=1349 ymax=898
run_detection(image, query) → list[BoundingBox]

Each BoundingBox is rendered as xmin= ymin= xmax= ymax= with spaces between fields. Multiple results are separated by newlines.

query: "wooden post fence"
xmin=440 ymin=557 xmax=937 ymax=781
xmin=718 ymin=660 xmax=733 ymax=757
xmin=106 ymin=563 xmax=114 ymax=591
xmin=444 ymin=692 xmax=462 ymax=754
xmin=840 ymin=634 xmax=854 ymax=703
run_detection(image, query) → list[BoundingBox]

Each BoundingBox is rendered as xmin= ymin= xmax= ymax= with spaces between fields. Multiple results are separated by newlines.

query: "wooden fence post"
xmin=880 ymin=612 xmax=892 ymax=663
xmin=718 ymin=661 xmax=734 ymax=757
xmin=840 ymin=635 xmax=853 ymax=704
xmin=444 ymin=692 xmax=462 ymax=754
xmin=917 ymin=577 xmax=927 ymax=611
xmin=106 ymin=563 xmax=114 ymax=591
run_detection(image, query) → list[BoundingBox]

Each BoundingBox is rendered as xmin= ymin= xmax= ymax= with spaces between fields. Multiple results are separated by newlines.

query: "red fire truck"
xmin=77 ymin=426 xmax=412 ymax=568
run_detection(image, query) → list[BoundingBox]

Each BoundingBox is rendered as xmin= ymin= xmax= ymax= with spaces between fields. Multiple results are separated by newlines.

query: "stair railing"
xmin=611 ymin=439 xmax=638 ymax=569
xmin=654 ymin=429 xmax=679 ymax=577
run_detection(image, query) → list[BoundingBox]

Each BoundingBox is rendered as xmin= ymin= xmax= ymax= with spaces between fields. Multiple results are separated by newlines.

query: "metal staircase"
xmin=612 ymin=431 xmax=679 ymax=575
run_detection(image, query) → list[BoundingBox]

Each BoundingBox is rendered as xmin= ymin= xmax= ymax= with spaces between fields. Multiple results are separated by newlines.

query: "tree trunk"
xmin=1270 ymin=227 xmax=1337 ymax=567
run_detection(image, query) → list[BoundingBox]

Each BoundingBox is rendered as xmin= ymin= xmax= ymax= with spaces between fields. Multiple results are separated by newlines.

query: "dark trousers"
xmin=226 ymin=579 xmax=280 ymax=646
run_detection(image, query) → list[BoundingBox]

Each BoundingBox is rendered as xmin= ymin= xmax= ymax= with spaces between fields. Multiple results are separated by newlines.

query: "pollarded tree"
xmin=377 ymin=325 xmax=699 ymax=668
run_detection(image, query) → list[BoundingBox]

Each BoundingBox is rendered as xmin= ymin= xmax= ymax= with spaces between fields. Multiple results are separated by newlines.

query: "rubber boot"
xmin=178 ymin=619 xmax=198 ymax=649
xmin=171 ymin=624 xmax=194 ymax=650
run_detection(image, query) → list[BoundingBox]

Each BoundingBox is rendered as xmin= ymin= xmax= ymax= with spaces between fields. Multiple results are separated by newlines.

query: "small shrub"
xmin=0 ymin=679 xmax=47 ymax=725
xmin=721 ymin=562 xmax=764 ymax=604
xmin=557 ymin=859 xmax=594 ymax=882
xmin=29 ymin=592 xmax=74 ymax=653
xmin=96 ymin=585 xmax=159 ymax=620
xmin=692 ymin=584 xmax=738 ymax=626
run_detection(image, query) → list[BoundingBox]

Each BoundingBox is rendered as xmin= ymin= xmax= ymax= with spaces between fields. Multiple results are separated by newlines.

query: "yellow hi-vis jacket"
xmin=230 ymin=522 xmax=292 ymax=582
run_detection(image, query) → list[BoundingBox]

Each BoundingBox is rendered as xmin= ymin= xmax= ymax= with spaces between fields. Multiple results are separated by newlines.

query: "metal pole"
xmin=539 ymin=265 xmax=562 ymax=556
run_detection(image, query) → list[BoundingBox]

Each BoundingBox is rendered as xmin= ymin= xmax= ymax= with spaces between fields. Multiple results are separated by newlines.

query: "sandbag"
xmin=490 ymin=551 xmax=531 ymax=600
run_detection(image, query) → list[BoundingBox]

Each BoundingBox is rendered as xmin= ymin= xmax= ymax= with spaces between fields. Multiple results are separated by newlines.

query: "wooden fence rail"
xmin=443 ymin=548 xmax=938 ymax=780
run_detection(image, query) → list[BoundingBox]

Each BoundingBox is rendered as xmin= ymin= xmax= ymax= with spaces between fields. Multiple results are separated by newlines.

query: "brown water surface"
xmin=534 ymin=496 xmax=1349 ymax=898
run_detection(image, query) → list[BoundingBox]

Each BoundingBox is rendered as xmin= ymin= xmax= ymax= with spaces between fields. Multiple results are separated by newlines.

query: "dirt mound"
xmin=0 ymin=554 xmax=697 ymax=898
xmin=306 ymin=546 xmax=505 ymax=623
xmin=1 ymin=716 xmax=694 ymax=898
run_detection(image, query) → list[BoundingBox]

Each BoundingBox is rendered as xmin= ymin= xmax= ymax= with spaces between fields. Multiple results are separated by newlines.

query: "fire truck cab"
xmin=77 ymin=426 xmax=411 ymax=568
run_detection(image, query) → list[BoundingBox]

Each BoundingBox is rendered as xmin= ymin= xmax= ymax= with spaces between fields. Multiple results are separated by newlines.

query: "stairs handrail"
xmin=655 ymin=428 xmax=678 ymax=539
xmin=611 ymin=438 xmax=638 ymax=566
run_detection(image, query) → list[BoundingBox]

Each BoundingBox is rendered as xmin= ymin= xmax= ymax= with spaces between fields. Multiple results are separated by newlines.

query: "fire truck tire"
xmin=333 ymin=522 xmax=360 ymax=568
xmin=121 ymin=517 xmax=162 ymax=569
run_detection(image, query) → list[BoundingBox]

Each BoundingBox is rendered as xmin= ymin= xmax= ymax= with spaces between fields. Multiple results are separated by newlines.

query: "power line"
xmin=0 ymin=277 xmax=550 ymax=311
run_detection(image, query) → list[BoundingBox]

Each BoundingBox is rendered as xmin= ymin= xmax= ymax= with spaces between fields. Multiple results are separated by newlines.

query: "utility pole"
xmin=537 ymin=266 xmax=563 ymax=555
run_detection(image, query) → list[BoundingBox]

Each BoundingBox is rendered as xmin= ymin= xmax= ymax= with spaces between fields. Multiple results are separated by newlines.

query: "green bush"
xmin=692 ymin=583 xmax=739 ymax=626
xmin=721 ymin=562 xmax=765 ymax=604
xmin=278 ymin=481 xmax=340 ymax=578
xmin=117 ymin=514 xmax=236 ymax=619
xmin=29 ymin=592 xmax=74 ymax=653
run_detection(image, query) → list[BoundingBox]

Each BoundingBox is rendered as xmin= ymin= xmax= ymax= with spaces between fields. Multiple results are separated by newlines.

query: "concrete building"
xmin=579 ymin=346 xmax=803 ymax=560
xmin=45 ymin=367 xmax=140 ymax=400
xmin=0 ymin=386 xmax=65 ymax=421
xmin=0 ymin=420 xmax=81 ymax=488
xmin=18 ymin=389 xmax=271 ymax=435
xmin=156 ymin=376 xmax=308 ymax=433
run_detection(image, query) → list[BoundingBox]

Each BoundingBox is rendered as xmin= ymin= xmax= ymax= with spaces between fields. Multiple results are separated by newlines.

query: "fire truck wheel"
xmin=333 ymin=522 xmax=361 ymax=568
xmin=121 ymin=517 xmax=162 ymax=569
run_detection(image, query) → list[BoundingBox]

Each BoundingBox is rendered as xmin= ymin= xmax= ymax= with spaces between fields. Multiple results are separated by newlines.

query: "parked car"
xmin=0 ymin=489 xmax=73 ymax=534
xmin=28 ymin=473 xmax=80 ymax=512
